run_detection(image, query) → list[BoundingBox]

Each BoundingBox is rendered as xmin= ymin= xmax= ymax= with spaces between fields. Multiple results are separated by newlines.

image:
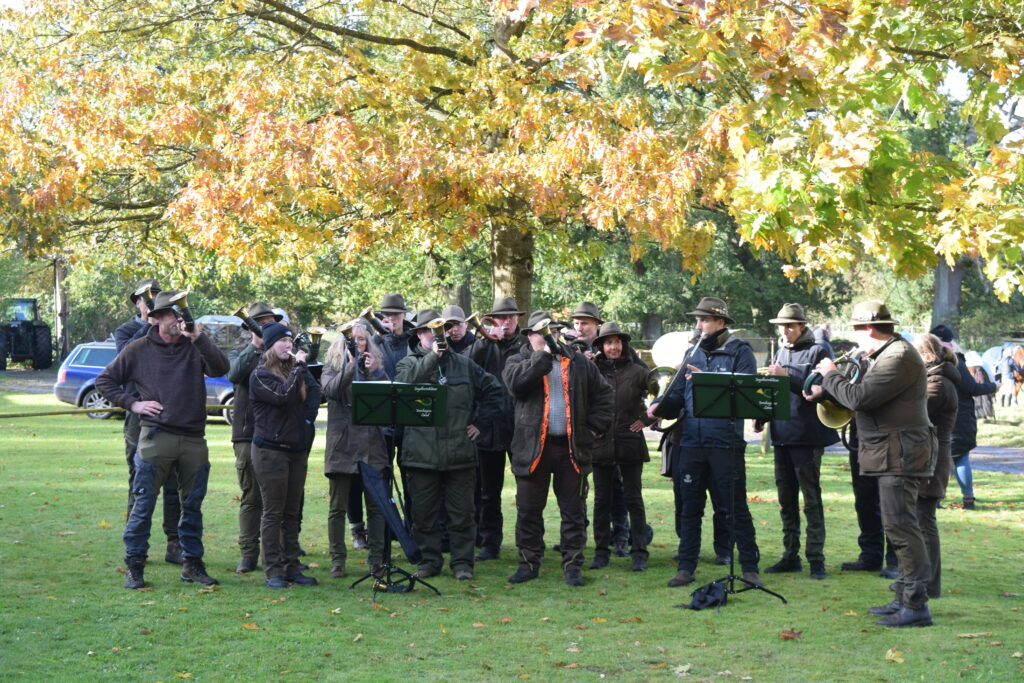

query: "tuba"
xmin=802 ymin=353 xmax=863 ymax=429
xmin=169 ymin=291 xmax=195 ymax=333
xmin=232 ymin=304 xmax=264 ymax=338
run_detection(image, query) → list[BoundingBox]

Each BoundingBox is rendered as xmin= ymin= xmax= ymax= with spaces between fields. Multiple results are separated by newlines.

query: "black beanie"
xmin=262 ymin=322 xmax=293 ymax=349
xmin=929 ymin=324 xmax=955 ymax=343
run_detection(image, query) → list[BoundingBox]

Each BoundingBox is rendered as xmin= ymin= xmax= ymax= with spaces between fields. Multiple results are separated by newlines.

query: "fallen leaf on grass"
xmin=440 ymin=624 xmax=448 ymax=635
xmin=990 ymin=642 xmax=1003 ymax=646
xmin=779 ymin=629 xmax=802 ymax=640
xmin=1000 ymin=592 xmax=1021 ymax=598
xmin=353 ymin=633 xmax=363 ymax=642
xmin=498 ymin=616 xmax=512 ymax=623
xmin=57 ymin=531 xmax=76 ymax=536
xmin=139 ymin=629 xmax=152 ymax=635
xmin=242 ymin=623 xmax=259 ymax=630
xmin=599 ymin=589 xmax=608 ymax=596
xmin=323 ymin=653 xmax=332 ymax=657
xmin=574 ymin=624 xmax=588 ymax=630
xmin=472 ymin=622 xmax=486 ymax=627
xmin=176 ymin=674 xmax=193 ymax=679
xmin=620 ymin=617 xmax=642 ymax=623
xmin=539 ymin=617 xmax=551 ymax=622
xmin=885 ymin=648 xmax=904 ymax=663
xmin=843 ymin=611 xmax=858 ymax=616
xmin=557 ymin=662 xmax=579 ymax=669
xmin=958 ymin=632 xmax=994 ymax=638
xmin=330 ymin=608 xmax=342 ymax=614
xmin=592 ymin=617 xmax=607 ymax=623
xmin=1011 ymin=651 xmax=1022 ymax=658
xmin=99 ymin=520 xmax=111 ymax=528
xmin=674 ymin=663 xmax=692 ymax=675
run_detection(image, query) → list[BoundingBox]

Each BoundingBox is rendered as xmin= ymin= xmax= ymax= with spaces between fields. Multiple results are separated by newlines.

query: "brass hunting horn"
xmin=169 ymin=291 xmax=195 ymax=332
xmin=802 ymin=353 xmax=863 ymax=429
xmin=232 ymin=304 xmax=264 ymax=338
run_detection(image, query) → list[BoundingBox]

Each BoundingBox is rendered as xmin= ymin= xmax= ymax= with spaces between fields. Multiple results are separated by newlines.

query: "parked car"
xmin=53 ymin=340 xmax=235 ymax=422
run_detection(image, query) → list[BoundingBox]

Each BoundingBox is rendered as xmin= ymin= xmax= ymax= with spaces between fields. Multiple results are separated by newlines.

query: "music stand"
xmin=348 ymin=381 xmax=447 ymax=599
xmin=690 ymin=372 xmax=789 ymax=605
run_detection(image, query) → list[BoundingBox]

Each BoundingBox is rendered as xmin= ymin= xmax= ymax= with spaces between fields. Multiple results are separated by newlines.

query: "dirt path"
xmin=0 ymin=368 xmax=59 ymax=394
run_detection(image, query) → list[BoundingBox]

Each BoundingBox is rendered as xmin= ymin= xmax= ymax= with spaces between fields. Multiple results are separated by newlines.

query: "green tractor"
xmin=0 ymin=298 xmax=54 ymax=371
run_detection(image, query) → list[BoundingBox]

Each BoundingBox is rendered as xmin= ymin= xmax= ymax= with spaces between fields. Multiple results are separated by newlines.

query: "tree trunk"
xmin=491 ymin=220 xmax=534 ymax=323
xmin=932 ymin=258 xmax=968 ymax=329
xmin=53 ymin=257 xmax=70 ymax=360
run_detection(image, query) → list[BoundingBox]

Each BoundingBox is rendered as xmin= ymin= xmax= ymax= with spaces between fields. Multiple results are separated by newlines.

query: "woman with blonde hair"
xmin=912 ymin=332 xmax=958 ymax=598
xmin=321 ymin=321 xmax=390 ymax=578
xmin=250 ymin=322 xmax=321 ymax=588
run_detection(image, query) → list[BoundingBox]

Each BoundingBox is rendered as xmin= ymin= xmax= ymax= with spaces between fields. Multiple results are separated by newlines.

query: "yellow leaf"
xmin=176 ymin=675 xmax=194 ymax=679
xmin=592 ymin=618 xmax=607 ymax=623
xmin=440 ymin=624 xmax=448 ymax=635
xmin=473 ymin=622 xmax=486 ymax=627
xmin=353 ymin=633 xmax=363 ymax=642
xmin=241 ymin=623 xmax=259 ymax=630
xmin=99 ymin=520 xmax=111 ymax=528
xmin=843 ymin=611 xmax=858 ymax=616
xmin=885 ymin=648 xmax=904 ymax=663
xmin=958 ymin=632 xmax=994 ymax=638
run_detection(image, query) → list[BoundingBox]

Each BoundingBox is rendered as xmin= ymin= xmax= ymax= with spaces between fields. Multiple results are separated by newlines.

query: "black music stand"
xmin=348 ymin=381 xmax=447 ymax=600
xmin=690 ymin=372 xmax=788 ymax=605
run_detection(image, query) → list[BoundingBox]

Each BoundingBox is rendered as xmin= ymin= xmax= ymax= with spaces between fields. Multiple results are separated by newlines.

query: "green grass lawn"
xmin=978 ymin=400 xmax=1024 ymax=448
xmin=1 ymin=391 xmax=1023 ymax=681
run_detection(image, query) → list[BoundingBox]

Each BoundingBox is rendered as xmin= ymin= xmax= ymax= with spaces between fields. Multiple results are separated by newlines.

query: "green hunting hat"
xmin=849 ymin=300 xmax=898 ymax=326
xmin=769 ymin=303 xmax=809 ymax=325
xmin=687 ymin=296 xmax=734 ymax=325
xmin=129 ymin=278 xmax=161 ymax=305
xmin=488 ymin=296 xmax=526 ymax=316
xmin=248 ymin=301 xmax=283 ymax=322
xmin=148 ymin=290 xmax=182 ymax=317
xmin=593 ymin=321 xmax=631 ymax=348
xmin=377 ymin=293 xmax=412 ymax=314
xmin=410 ymin=308 xmax=443 ymax=333
xmin=521 ymin=310 xmax=554 ymax=336
xmin=441 ymin=305 xmax=467 ymax=323
xmin=570 ymin=301 xmax=603 ymax=324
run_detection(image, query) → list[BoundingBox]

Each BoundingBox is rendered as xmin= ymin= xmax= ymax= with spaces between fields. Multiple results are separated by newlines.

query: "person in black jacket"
xmin=758 ymin=303 xmax=839 ymax=580
xmin=930 ymin=324 xmax=998 ymax=510
xmin=111 ymin=278 xmax=183 ymax=567
xmin=249 ymin=323 xmax=322 ymax=589
xmin=225 ymin=302 xmax=282 ymax=574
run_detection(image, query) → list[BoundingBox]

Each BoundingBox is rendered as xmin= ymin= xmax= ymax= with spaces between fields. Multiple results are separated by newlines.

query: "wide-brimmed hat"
xmin=148 ymin=290 xmax=182 ymax=317
xmin=262 ymin=322 xmax=293 ymax=349
xmin=849 ymin=300 xmax=898 ymax=326
xmin=593 ymin=321 xmax=631 ymax=348
xmin=570 ymin=301 xmax=603 ymax=324
xmin=488 ymin=296 xmax=526 ymax=316
xmin=687 ymin=296 xmax=734 ymax=324
xmin=129 ymin=278 xmax=161 ymax=305
xmin=769 ymin=303 xmax=809 ymax=325
xmin=378 ymin=293 xmax=412 ymax=314
xmin=521 ymin=310 xmax=554 ymax=336
xmin=441 ymin=305 xmax=467 ymax=323
xmin=410 ymin=308 xmax=443 ymax=333
xmin=248 ymin=301 xmax=283 ymax=322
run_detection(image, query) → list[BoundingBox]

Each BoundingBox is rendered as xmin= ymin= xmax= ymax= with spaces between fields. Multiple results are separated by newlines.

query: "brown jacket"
xmin=822 ymin=336 xmax=935 ymax=477
xmin=320 ymin=362 xmax=390 ymax=475
xmin=591 ymin=355 xmax=654 ymax=466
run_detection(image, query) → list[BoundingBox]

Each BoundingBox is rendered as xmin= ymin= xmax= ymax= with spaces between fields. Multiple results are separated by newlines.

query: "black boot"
xmin=181 ymin=558 xmax=219 ymax=586
xmin=165 ymin=539 xmax=184 ymax=565
xmin=124 ymin=556 xmax=145 ymax=589
xmin=235 ymin=555 xmax=258 ymax=574
xmin=764 ymin=557 xmax=802 ymax=574
xmin=876 ymin=605 xmax=933 ymax=628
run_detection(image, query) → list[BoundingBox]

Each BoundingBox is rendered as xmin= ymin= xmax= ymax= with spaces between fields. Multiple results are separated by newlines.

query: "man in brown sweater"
xmin=96 ymin=290 xmax=230 ymax=589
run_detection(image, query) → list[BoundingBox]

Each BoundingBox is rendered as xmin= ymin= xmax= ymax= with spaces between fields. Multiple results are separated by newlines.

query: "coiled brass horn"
xmin=466 ymin=312 xmax=500 ymax=342
xmin=803 ymin=353 xmax=862 ymax=429
xmin=169 ymin=291 xmax=195 ymax=332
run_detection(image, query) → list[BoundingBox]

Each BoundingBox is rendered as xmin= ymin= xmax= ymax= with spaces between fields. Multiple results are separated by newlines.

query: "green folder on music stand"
xmin=351 ymin=381 xmax=447 ymax=427
xmin=691 ymin=373 xmax=790 ymax=421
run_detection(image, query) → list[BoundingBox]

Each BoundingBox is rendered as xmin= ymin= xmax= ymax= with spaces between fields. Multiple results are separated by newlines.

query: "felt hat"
xmin=769 ymin=303 xmax=809 ymax=325
xmin=410 ymin=308 xmax=443 ymax=332
xmin=377 ymin=293 xmax=412 ymax=314
xmin=687 ymin=296 xmax=734 ymax=325
xmin=248 ymin=301 xmax=283 ymax=322
xmin=570 ymin=301 xmax=603 ymax=324
xmin=147 ymin=290 xmax=183 ymax=317
xmin=521 ymin=310 xmax=554 ymax=336
xmin=849 ymin=300 xmax=898 ymax=326
xmin=441 ymin=305 xmax=467 ymax=323
xmin=488 ymin=296 xmax=526 ymax=316
xmin=593 ymin=321 xmax=631 ymax=348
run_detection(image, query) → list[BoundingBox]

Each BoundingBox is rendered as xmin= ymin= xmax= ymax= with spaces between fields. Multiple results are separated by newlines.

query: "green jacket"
xmin=822 ymin=336 xmax=936 ymax=477
xmin=395 ymin=345 xmax=504 ymax=471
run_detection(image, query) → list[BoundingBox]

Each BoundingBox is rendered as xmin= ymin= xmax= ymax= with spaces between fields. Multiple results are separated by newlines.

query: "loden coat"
xmin=822 ymin=336 xmax=936 ymax=477
xmin=590 ymin=354 xmax=654 ymax=466
xmin=320 ymin=358 xmax=390 ymax=476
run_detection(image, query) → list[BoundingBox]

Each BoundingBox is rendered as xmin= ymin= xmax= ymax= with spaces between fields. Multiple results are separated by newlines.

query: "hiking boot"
xmin=963 ymin=496 xmax=976 ymax=510
xmin=350 ymin=523 xmax=369 ymax=550
xmin=876 ymin=605 xmax=933 ymax=628
xmin=840 ymin=558 xmax=882 ymax=572
xmin=631 ymin=556 xmax=648 ymax=572
xmin=714 ymin=555 xmax=731 ymax=566
xmin=879 ymin=566 xmax=901 ymax=580
xmin=330 ymin=566 xmax=346 ymax=579
xmin=868 ymin=600 xmax=902 ymax=616
xmin=564 ymin=568 xmax=585 ymax=587
xmin=612 ymin=541 xmax=629 ymax=557
xmin=508 ymin=566 xmax=539 ymax=584
xmin=181 ymin=558 xmax=219 ymax=586
xmin=414 ymin=565 xmax=440 ymax=579
xmin=764 ymin=557 xmax=802 ymax=574
xmin=124 ymin=556 xmax=145 ymax=589
xmin=165 ymin=539 xmax=184 ymax=565
xmin=742 ymin=571 xmax=763 ymax=587
xmin=589 ymin=553 xmax=610 ymax=570
xmin=809 ymin=562 xmax=827 ymax=580
xmin=265 ymin=576 xmax=290 ymax=589
xmin=474 ymin=547 xmax=500 ymax=562
xmin=286 ymin=571 xmax=318 ymax=586
xmin=454 ymin=567 xmax=474 ymax=581
xmin=667 ymin=569 xmax=695 ymax=587
xmin=235 ymin=556 xmax=258 ymax=574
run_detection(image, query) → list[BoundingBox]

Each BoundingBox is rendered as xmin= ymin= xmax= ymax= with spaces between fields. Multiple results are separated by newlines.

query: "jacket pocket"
xmin=857 ymin=432 xmax=889 ymax=474
xmin=899 ymin=427 xmax=937 ymax=475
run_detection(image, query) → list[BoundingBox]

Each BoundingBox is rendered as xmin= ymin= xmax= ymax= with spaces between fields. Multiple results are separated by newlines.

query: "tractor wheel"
xmin=32 ymin=324 xmax=53 ymax=370
xmin=0 ymin=329 xmax=7 ymax=371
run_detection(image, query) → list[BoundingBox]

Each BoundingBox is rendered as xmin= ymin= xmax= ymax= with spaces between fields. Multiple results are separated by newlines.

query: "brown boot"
xmin=667 ymin=569 xmax=695 ymax=587
xmin=181 ymin=558 xmax=219 ymax=586
xmin=165 ymin=539 xmax=184 ymax=565
xmin=124 ymin=556 xmax=145 ymax=589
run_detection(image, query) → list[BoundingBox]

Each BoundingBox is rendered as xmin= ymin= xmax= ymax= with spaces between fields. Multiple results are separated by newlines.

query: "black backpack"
xmin=677 ymin=581 xmax=728 ymax=611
